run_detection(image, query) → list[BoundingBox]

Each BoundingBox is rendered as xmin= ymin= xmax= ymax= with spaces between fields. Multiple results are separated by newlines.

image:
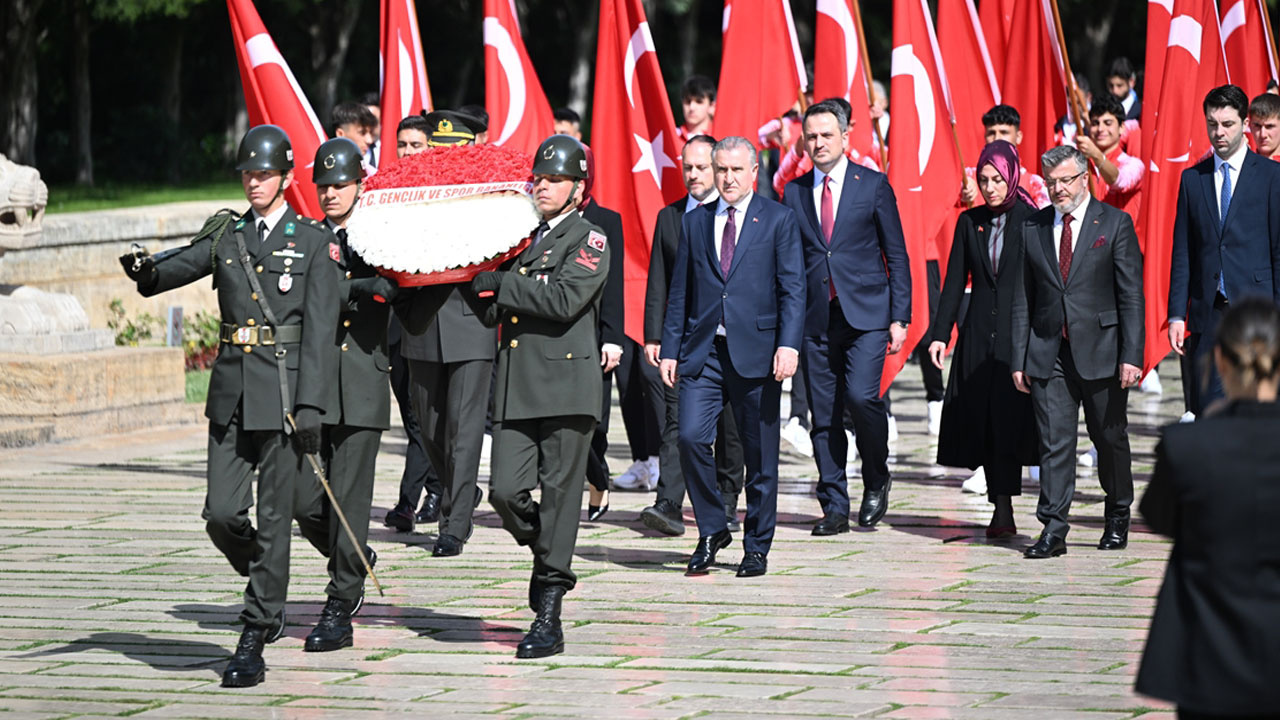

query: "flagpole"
xmin=849 ymin=0 xmax=888 ymax=169
xmin=1047 ymin=0 xmax=1095 ymax=197
xmin=1260 ymin=0 xmax=1280 ymax=83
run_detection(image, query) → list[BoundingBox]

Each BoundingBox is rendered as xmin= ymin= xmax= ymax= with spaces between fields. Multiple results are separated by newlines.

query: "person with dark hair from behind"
xmin=1248 ymin=92 xmax=1280 ymax=161
xmin=1106 ymin=57 xmax=1142 ymax=121
xmin=553 ymin=107 xmax=582 ymax=139
xmin=676 ymin=75 xmax=717 ymax=149
xmin=1135 ymin=297 xmax=1280 ymax=719
xmin=1169 ymin=84 xmax=1280 ymax=417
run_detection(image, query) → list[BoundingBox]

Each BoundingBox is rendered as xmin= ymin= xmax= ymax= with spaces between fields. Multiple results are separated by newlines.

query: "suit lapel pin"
xmin=752 ymin=217 xmax=759 ymax=223
xmin=978 ymin=225 xmax=984 ymax=232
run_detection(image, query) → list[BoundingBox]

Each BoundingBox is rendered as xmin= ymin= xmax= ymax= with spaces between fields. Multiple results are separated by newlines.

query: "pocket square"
xmin=1091 ymin=236 xmax=1106 ymax=249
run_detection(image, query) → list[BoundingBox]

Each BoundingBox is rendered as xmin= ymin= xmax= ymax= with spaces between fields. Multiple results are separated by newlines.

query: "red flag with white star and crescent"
xmin=484 ymin=0 xmax=554 ymax=156
xmin=377 ymin=0 xmax=433 ymax=170
xmin=227 ymin=0 xmax=327 ymax=219
xmin=591 ymin=0 xmax=685 ymax=345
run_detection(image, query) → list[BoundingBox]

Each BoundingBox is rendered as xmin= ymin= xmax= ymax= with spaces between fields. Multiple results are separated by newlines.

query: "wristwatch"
xmin=893 ymin=321 xmax=909 ymax=330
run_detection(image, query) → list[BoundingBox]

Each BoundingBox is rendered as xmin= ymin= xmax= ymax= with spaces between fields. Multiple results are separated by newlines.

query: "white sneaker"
xmin=887 ymin=415 xmax=899 ymax=443
xmin=781 ymin=417 xmax=813 ymax=457
xmin=612 ymin=458 xmax=653 ymax=491
xmin=961 ymin=468 xmax=987 ymax=494
xmin=927 ymin=401 xmax=943 ymax=436
xmin=1180 ymin=411 xmax=1196 ymax=423
xmin=1140 ymin=368 xmax=1163 ymax=394
xmin=643 ymin=456 xmax=660 ymax=486
xmin=1078 ymin=447 xmax=1097 ymax=467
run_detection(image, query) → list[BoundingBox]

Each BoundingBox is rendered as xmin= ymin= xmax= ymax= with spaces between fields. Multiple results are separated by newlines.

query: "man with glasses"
xmin=1011 ymin=145 xmax=1144 ymax=559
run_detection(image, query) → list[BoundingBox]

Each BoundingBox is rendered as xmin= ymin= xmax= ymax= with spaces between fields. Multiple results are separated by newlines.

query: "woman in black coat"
xmin=1135 ymin=298 xmax=1280 ymax=719
xmin=928 ymin=140 xmax=1038 ymax=537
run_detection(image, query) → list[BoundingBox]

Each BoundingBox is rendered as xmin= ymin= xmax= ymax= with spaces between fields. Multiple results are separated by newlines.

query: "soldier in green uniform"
xmin=470 ymin=135 xmax=610 ymax=659
xmin=119 ymin=125 xmax=339 ymax=688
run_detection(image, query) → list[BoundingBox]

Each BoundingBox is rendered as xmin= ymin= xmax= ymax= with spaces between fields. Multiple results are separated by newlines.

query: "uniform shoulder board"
xmin=586 ymin=230 xmax=607 ymax=253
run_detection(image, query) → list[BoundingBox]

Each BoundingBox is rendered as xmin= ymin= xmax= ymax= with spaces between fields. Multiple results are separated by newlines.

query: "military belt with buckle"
xmin=219 ymin=323 xmax=303 ymax=346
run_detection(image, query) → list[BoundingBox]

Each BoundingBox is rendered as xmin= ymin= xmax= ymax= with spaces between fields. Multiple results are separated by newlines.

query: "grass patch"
xmin=47 ymin=181 xmax=244 ymax=214
xmin=185 ymin=368 xmax=212 ymax=404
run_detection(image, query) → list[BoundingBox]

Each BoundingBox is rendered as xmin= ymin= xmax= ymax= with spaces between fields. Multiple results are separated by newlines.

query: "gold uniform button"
xmin=225 ymin=258 xmax=233 ymax=265
xmin=565 ymin=352 xmax=573 ymax=359
xmin=341 ymin=342 xmax=349 ymax=352
xmin=284 ymin=258 xmax=293 ymax=267
xmin=342 ymin=319 xmax=351 ymax=328
xmin=256 ymin=265 xmax=263 ymax=273
xmin=246 ymin=319 xmax=256 ymax=326
xmin=509 ymin=339 xmax=519 ymax=349
xmin=250 ymin=292 xmax=259 ymax=301
xmin=243 ymin=346 xmax=252 ymax=354
xmin=518 ymin=267 xmax=527 ymax=275
xmin=510 ymin=316 xmax=519 ymax=324
xmin=345 ymin=271 xmax=352 ymax=279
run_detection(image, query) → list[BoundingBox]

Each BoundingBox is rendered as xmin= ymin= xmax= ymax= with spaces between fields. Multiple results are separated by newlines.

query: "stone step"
xmin=0 ymin=421 xmax=53 ymax=448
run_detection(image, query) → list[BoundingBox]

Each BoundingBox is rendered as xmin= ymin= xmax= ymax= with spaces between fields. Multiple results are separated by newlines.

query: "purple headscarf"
xmin=976 ymin=139 xmax=1034 ymax=215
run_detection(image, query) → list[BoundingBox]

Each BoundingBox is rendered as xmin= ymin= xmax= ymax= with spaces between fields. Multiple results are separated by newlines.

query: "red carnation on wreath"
xmin=346 ymin=144 xmax=538 ymax=286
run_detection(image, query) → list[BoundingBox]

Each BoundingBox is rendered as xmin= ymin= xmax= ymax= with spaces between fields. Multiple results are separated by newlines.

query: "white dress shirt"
xmin=812 ymin=155 xmax=848 ymax=225
xmin=1052 ymin=193 xmax=1091 ymax=262
xmin=685 ymin=188 xmax=719 ymax=213
xmin=251 ymin=203 xmax=289 ymax=238
xmin=1213 ymin=141 xmax=1246 ymax=218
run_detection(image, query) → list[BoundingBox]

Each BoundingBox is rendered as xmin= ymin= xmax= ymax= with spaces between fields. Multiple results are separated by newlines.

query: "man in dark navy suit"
xmin=1169 ymin=84 xmax=1280 ymax=414
xmin=660 ymin=136 xmax=805 ymax=578
xmin=782 ymin=100 xmax=910 ymax=533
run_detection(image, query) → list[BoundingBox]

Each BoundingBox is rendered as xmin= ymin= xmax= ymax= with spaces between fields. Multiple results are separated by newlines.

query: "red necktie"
xmin=1058 ymin=214 xmax=1074 ymax=285
xmin=1059 ymin=214 xmax=1074 ymax=338
xmin=822 ymin=176 xmax=836 ymax=299
xmin=720 ymin=206 xmax=736 ymax=277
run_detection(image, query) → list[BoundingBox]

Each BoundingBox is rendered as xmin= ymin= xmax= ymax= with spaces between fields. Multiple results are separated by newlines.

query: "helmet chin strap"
xmin=550 ymin=179 xmax=581 ymax=218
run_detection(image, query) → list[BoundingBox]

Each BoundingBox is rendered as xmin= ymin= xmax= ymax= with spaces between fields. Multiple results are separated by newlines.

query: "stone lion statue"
xmin=0 ymin=153 xmax=48 ymax=245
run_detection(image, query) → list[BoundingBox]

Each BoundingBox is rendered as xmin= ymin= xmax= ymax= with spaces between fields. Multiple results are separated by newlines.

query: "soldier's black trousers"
xmin=309 ymin=424 xmax=381 ymax=601
xmin=204 ymin=414 xmax=327 ymax=629
xmin=489 ymin=415 xmax=595 ymax=590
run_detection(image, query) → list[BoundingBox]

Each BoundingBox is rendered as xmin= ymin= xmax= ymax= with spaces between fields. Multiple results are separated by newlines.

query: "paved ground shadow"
xmin=17 ymin=631 xmax=229 ymax=672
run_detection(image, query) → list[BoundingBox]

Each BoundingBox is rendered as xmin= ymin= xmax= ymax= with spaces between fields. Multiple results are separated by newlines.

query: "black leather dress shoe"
xmin=416 ymin=491 xmax=442 ymax=524
xmin=736 ymin=551 xmax=768 ymax=577
xmin=383 ymin=504 xmax=415 ymax=533
xmin=640 ymin=498 xmax=685 ymax=536
xmin=304 ymin=596 xmax=355 ymax=652
xmin=857 ymin=479 xmax=892 ymax=527
xmin=516 ymin=586 xmax=565 ymax=659
xmin=432 ymin=533 xmax=465 ymax=557
xmin=221 ymin=626 xmax=267 ymax=687
xmin=1098 ymin=517 xmax=1129 ymax=550
xmin=812 ymin=512 xmax=851 ymax=536
xmin=1023 ymin=533 xmax=1068 ymax=559
xmin=686 ymin=529 xmax=733 ymax=575
xmin=350 ymin=546 xmax=377 ymax=618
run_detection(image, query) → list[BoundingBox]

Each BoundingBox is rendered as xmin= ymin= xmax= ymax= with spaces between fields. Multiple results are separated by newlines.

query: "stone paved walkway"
xmin=0 ymin=359 xmax=1186 ymax=718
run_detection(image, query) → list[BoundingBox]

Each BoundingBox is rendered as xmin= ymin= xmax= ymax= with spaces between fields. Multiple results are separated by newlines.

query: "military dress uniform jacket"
xmin=332 ymin=233 xmax=396 ymax=430
xmin=141 ymin=207 xmax=340 ymax=431
xmin=400 ymin=287 xmax=497 ymax=363
xmin=481 ymin=212 xmax=610 ymax=422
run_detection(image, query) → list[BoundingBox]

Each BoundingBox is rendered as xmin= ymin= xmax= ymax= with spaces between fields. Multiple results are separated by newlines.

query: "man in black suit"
xmin=1011 ymin=145 xmax=1145 ymax=559
xmin=641 ymin=135 xmax=745 ymax=536
xmin=581 ymin=194 xmax=625 ymax=508
xmin=781 ymin=100 xmax=911 ymax=532
xmin=400 ymin=111 xmax=496 ymax=556
xmin=1168 ymin=84 xmax=1280 ymax=415
xmin=660 ymin=136 xmax=805 ymax=578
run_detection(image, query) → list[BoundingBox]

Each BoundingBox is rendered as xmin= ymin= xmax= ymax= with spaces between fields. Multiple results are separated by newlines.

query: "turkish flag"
xmin=937 ymin=0 xmax=1001 ymax=168
xmin=885 ymin=0 xmax=963 ymax=393
xmin=377 ymin=0 xmax=433 ymax=170
xmin=1222 ymin=0 xmax=1278 ymax=97
xmin=1139 ymin=0 xmax=1229 ymax=373
xmin=591 ymin=0 xmax=685 ymax=344
xmin=485 ymin=0 xmax=554 ymax=155
xmin=227 ymin=0 xmax=326 ymax=219
xmin=716 ymin=0 xmax=807 ymax=149
xmin=1000 ymin=0 xmax=1067 ymax=162
xmin=813 ymin=0 xmax=876 ymax=159
xmin=978 ymin=0 xmax=1015 ymax=87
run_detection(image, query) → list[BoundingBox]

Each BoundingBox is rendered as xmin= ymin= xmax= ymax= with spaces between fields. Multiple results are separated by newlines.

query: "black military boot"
xmin=516 ymin=586 xmax=565 ymax=659
xmin=303 ymin=596 xmax=354 ymax=652
xmin=221 ymin=625 xmax=267 ymax=688
xmin=527 ymin=574 xmax=545 ymax=613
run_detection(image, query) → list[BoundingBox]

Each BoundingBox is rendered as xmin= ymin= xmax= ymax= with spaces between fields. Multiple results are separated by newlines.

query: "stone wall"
xmin=0 ymin=200 xmax=229 ymax=330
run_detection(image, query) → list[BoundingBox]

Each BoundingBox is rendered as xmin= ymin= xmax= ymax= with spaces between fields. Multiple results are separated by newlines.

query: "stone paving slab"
xmin=0 ymin=359 xmax=1191 ymax=717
